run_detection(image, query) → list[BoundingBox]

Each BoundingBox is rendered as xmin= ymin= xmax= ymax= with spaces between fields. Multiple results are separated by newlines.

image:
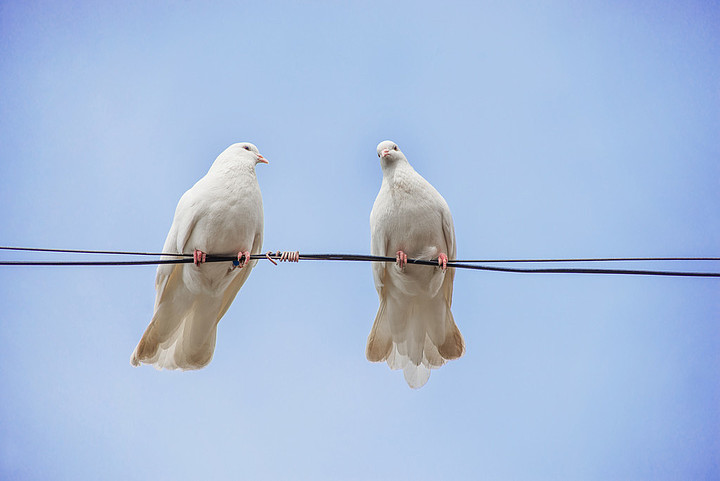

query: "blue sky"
xmin=1 ymin=1 xmax=719 ymax=479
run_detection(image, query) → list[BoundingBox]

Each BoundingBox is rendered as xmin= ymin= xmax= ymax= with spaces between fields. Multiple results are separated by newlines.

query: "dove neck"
xmin=208 ymin=158 xmax=258 ymax=178
xmin=380 ymin=156 xmax=412 ymax=178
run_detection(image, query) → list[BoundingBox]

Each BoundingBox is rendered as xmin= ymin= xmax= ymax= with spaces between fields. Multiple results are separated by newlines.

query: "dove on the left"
xmin=131 ymin=142 xmax=267 ymax=370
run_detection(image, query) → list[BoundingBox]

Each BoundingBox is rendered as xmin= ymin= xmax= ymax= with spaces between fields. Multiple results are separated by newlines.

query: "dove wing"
xmin=366 ymin=190 xmax=394 ymax=362
xmin=440 ymin=199 xmax=456 ymax=306
xmin=131 ymin=176 xmax=229 ymax=368
xmin=215 ymin=230 xmax=263 ymax=321
xmin=153 ymin=186 xmax=204 ymax=307
xmin=370 ymin=216 xmax=388 ymax=295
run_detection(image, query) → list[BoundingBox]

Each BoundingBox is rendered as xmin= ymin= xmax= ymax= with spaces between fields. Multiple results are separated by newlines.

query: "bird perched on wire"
xmin=366 ymin=140 xmax=465 ymax=388
xmin=131 ymin=142 xmax=268 ymax=370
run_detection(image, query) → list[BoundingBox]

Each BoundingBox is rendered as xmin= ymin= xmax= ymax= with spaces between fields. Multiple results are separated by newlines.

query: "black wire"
xmin=0 ymin=254 xmax=240 ymax=266
xmin=454 ymin=257 xmax=720 ymax=263
xmin=2 ymin=246 xmax=719 ymax=263
xmin=446 ymin=263 xmax=720 ymax=277
xmin=295 ymin=254 xmax=720 ymax=277
xmin=1 ymin=248 xmax=720 ymax=277
xmin=0 ymin=246 xmax=190 ymax=257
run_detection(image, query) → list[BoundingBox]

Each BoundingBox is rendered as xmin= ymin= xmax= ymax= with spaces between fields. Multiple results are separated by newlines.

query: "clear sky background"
xmin=1 ymin=1 xmax=719 ymax=479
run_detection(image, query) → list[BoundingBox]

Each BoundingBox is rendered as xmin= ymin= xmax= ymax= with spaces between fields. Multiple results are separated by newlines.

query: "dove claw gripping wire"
xmin=235 ymin=251 xmax=251 ymax=268
xmin=396 ymin=250 xmax=408 ymax=269
xmin=193 ymin=249 xmax=207 ymax=266
xmin=438 ymin=253 xmax=448 ymax=271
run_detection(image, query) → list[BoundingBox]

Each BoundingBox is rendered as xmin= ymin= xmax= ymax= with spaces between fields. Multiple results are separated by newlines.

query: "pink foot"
xmin=396 ymin=250 xmax=408 ymax=269
xmin=438 ymin=253 xmax=448 ymax=271
xmin=193 ymin=249 xmax=206 ymax=266
xmin=237 ymin=251 xmax=251 ymax=268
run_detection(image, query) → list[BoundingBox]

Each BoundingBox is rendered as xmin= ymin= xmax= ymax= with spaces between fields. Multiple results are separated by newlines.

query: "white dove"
xmin=367 ymin=140 xmax=465 ymax=388
xmin=131 ymin=142 xmax=267 ymax=370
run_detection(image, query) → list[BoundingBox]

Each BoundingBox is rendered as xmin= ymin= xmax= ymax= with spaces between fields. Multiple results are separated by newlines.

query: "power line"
xmin=2 ymin=246 xmax=719 ymax=263
xmin=0 ymin=246 xmax=190 ymax=257
xmin=1 ymin=246 xmax=720 ymax=277
xmin=453 ymin=257 xmax=720 ymax=263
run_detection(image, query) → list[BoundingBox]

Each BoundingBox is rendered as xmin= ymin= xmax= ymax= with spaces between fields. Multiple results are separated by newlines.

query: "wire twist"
xmin=265 ymin=250 xmax=300 ymax=265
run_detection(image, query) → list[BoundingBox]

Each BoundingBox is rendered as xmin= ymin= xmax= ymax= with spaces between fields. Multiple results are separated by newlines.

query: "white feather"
xmin=131 ymin=142 xmax=266 ymax=370
xmin=367 ymin=140 xmax=465 ymax=388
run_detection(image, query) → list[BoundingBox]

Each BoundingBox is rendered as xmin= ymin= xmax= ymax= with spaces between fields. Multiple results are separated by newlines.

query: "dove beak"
xmin=257 ymin=154 xmax=269 ymax=164
xmin=380 ymin=149 xmax=390 ymax=158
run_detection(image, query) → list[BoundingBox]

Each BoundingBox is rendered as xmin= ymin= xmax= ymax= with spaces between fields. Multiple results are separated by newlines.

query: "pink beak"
xmin=380 ymin=149 xmax=390 ymax=158
xmin=257 ymin=154 xmax=269 ymax=164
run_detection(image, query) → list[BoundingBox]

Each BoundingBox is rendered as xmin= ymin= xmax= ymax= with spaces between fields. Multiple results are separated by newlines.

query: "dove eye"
xmin=393 ymin=145 xmax=398 ymax=151
xmin=243 ymin=146 xmax=250 ymax=151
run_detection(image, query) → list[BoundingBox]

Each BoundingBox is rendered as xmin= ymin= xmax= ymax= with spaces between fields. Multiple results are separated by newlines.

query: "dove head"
xmin=231 ymin=142 xmax=268 ymax=165
xmin=376 ymin=140 xmax=404 ymax=163
xmin=235 ymin=142 xmax=268 ymax=164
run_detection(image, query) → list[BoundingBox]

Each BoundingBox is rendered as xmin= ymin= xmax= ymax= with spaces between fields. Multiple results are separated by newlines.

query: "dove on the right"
xmin=367 ymin=140 xmax=465 ymax=388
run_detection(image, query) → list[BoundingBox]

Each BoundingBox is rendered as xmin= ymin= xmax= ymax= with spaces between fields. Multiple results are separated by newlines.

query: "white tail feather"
xmin=366 ymin=291 xmax=463 ymax=389
xmin=131 ymin=295 xmax=222 ymax=371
